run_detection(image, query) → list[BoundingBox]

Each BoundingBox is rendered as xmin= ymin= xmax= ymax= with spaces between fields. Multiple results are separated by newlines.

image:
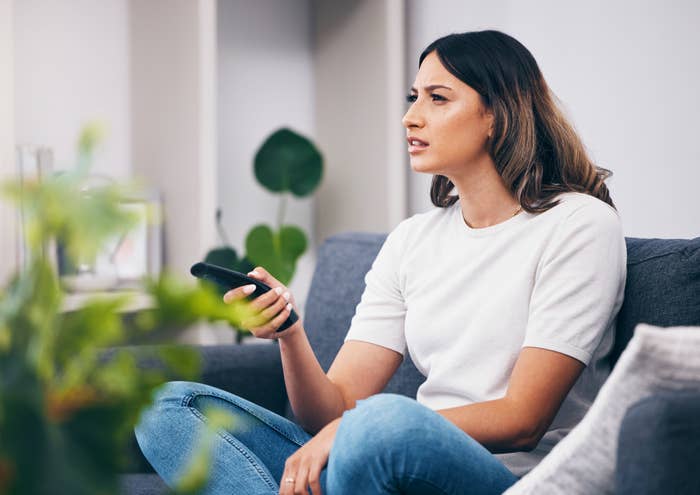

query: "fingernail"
xmin=274 ymin=287 xmax=283 ymax=295
xmin=243 ymin=284 xmax=256 ymax=295
xmin=248 ymin=270 xmax=259 ymax=277
xmin=223 ymin=292 xmax=232 ymax=303
xmin=283 ymin=292 xmax=290 ymax=301
xmin=286 ymin=303 xmax=292 ymax=311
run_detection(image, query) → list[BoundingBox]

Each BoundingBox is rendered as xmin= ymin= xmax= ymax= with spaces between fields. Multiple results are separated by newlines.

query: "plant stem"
xmin=277 ymin=193 xmax=287 ymax=231
xmin=216 ymin=208 xmax=232 ymax=246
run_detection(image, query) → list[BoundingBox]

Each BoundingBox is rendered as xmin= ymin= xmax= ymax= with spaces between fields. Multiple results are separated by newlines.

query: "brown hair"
xmin=420 ymin=31 xmax=615 ymax=212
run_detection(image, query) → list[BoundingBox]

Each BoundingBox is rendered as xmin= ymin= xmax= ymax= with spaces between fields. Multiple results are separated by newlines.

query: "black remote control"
xmin=190 ymin=262 xmax=299 ymax=332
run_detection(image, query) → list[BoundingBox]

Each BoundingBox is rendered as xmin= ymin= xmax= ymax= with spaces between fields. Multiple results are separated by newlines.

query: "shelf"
xmin=61 ymin=290 xmax=153 ymax=314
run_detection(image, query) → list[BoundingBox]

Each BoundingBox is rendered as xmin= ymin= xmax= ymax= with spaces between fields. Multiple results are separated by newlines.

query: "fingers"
xmin=247 ymin=266 xmax=279 ymax=287
xmin=248 ymin=301 xmax=293 ymax=338
xmin=258 ymin=291 xmax=290 ymax=321
xmin=222 ymin=283 xmax=257 ymax=304
xmin=308 ymin=464 xmax=323 ymax=495
xmin=293 ymin=465 xmax=310 ymax=495
xmin=223 ymin=284 xmax=285 ymax=321
xmin=279 ymin=459 xmax=297 ymax=495
xmin=280 ymin=460 xmax=321 ymax=495
xmin=222 ymin=266 xmax=298 ymax=338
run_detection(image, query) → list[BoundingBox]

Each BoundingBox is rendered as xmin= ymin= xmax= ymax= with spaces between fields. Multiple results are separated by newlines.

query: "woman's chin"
xmin=409 ymin=160 xmax=439 ymax=175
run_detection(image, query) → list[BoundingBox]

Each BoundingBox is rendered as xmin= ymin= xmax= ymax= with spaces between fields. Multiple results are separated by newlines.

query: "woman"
xmin=136 ymin=30 xmax=626 ymax=495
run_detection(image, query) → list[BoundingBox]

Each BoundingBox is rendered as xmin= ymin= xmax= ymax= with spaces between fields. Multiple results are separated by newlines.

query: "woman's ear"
xmin=482 ymin=106 xmax=495 ymax=139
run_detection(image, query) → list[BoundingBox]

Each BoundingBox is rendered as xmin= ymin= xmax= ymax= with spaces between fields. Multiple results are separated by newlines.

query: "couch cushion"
xmin=612 ymin=237 xmax=700 ymax=365
xmin=304 ymin=232 xmax=425 ymax=398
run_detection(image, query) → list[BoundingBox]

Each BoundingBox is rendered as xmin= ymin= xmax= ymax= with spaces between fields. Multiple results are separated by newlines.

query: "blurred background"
xmin=1 ymin=0 xmax=698 ymax=344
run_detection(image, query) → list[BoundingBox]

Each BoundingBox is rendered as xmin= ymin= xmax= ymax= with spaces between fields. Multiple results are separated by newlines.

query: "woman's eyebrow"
xmin=409 ymin=84 xmax=453 ymax=92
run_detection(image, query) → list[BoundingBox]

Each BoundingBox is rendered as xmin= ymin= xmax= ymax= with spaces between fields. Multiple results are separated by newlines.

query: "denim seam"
xmin=401 ymin=474 xmax=451 ymax=495
xmin=182 ymin=390 xmax=306 ymax=447
xmin=186 ymin=401 xmax=278 ymax=492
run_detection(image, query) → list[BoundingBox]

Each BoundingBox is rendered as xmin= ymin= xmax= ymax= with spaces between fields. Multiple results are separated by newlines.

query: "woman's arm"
xmin=279 ymin=331 xmax=403 ymax=433
xmin=437 ymin=346 xmax=585 ymax=453
xmin=238 ymin=266 xmax=403 ymax=434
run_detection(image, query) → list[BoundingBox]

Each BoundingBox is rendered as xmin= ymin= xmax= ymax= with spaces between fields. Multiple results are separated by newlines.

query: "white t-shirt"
xmin=344 ymin=191 xmax=627 ymax=477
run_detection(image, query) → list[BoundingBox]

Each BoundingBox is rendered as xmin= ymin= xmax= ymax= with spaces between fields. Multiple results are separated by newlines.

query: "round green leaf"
xmin=279 ymin=226 xmax=307 ymax=261
xmin=204 ymin=246 xmax=239 ymax=269
xmin=254 ymin=128 xmax=323 ymax=197
xmin=245 ymin=225 xmax=289 ymax=284
xmin=245 ymin=225 xmax=275 ymax=262
xmin=244 ymin=224 xmax=306 ymax=286
xmin=237 ymin=256 xmax=256 ymax=275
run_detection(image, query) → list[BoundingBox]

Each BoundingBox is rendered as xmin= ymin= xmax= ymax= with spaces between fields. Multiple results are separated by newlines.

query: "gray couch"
xmin=120 ymin=232 xmax=700 ymax=495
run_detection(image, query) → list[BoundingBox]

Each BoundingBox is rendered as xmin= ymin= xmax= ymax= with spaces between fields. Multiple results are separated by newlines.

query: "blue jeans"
xmin=135 ymin=382 xmax=518 ymax=494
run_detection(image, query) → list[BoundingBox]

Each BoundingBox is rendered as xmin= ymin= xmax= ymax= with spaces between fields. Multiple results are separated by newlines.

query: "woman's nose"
xmin=402 ymin=103 xmax=424 ymax=129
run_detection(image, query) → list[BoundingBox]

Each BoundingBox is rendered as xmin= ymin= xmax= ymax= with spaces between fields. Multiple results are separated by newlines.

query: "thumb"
xmin=248 ymin=266 xmax=282 ymax=287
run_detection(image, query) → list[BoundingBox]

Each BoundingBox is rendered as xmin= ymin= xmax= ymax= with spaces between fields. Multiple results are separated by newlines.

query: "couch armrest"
xmin=616 ymin=391 xmax=700 ymax=495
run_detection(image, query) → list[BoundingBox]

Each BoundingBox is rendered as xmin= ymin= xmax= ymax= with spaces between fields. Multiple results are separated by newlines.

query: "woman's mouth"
xmin=407 ymin=137 xmax=429 ymax=154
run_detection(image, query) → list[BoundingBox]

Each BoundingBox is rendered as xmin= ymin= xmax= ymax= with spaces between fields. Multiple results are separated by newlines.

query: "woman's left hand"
xmin=279 ymin=417 xmax=341 ymax=495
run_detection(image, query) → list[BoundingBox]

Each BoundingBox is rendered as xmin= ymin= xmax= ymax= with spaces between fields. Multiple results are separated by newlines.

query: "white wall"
xmin=130 ymin=0 xmax=220 ymax=344
xmin=313 ymin=0 xmax=408 ymax=241
xmin=0 ymin=0 xmax=17 ymax=283
xmin=407 ymin=0 xmax=700 ymax=239
xmin=14 ymin=0 xmax=131 ymax=179
xmin=217 ymin=0 xmax=316 ymax=308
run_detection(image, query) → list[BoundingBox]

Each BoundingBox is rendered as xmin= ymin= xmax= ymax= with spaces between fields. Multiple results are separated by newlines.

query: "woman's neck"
xmin=450 ymin=161 xmax=521 ymax=229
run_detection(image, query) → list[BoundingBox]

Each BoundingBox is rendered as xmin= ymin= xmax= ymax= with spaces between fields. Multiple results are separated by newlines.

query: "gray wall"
xmin=0 ymin=0 xmax=16 ymax=283
xmin=217 ymin=0 xmax=316 ymax=309
xmin=313 ymin=0 xmax=408 ymax=243
xmin=407 ymin=0 xmax=700 ymax=239
xmin=14 ymin=0 xmax=131 ymax=179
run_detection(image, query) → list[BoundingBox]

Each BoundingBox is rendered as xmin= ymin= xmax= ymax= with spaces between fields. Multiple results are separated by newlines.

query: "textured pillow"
xmin=503 ymin=323 xmax=700 ymax=495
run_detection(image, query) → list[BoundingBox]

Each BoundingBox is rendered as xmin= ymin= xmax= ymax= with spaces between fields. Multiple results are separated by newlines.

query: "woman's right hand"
xmin=223 ymin=270 xmax=300 ymax=340
xmin=279 ymin=417 xmax=341 ymax=495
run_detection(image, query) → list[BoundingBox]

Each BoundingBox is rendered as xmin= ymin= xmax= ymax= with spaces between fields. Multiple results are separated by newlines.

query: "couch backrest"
xmin=613 ymin=236 xmax=700 ymax=364
xmin=304 ymin=233 xmax=425 ymax=398
xmin=303 ymin=232 xmax=700 ymax=398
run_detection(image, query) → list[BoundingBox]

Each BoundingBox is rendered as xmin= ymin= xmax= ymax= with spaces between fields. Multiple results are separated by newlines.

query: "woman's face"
xmin=402 ymin=51 xmax=494 ymax=178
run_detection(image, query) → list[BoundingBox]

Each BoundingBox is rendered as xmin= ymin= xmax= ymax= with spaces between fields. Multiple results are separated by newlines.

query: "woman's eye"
xmin=405 ymin=93 xmax=446 ymax=103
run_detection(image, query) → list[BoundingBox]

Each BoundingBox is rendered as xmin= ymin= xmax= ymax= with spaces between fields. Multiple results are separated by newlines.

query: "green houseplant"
xmin=205 ymin=127 xmax=323 ymax=289
xmin=0 ymin=125 xmax=254 ymax=494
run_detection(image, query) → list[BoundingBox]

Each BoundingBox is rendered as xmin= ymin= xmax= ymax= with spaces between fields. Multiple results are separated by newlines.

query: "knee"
xmin=344 ymin=393 xmax=429 ymax=435
xmin=154 ymin=380 xmax=199 ymax=402
xmin=329 ymin=394 xmax=429 ymax=489
xmin=334 ymin=394 xmax=425 ymax=456
xmin=135 ymin=381 xmax=206 ymax=441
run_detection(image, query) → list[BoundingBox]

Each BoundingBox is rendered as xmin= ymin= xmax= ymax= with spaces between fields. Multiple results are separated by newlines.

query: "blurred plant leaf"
xmin=0 ymin=123 xmax=256 ymax=495
xmin=2 ymin=173 xmax=139 ymax=271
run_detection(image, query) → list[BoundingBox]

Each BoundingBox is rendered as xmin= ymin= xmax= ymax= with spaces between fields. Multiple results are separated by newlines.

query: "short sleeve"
xmin=343 ymin=218 xmax=413 ymax=356
xmin=523 ymin=203 xmax=627 ymax=365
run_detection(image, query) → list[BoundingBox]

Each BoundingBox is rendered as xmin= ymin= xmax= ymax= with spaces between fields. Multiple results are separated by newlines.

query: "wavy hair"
xmin=419 ymin=31 xmax=615 ymax=212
